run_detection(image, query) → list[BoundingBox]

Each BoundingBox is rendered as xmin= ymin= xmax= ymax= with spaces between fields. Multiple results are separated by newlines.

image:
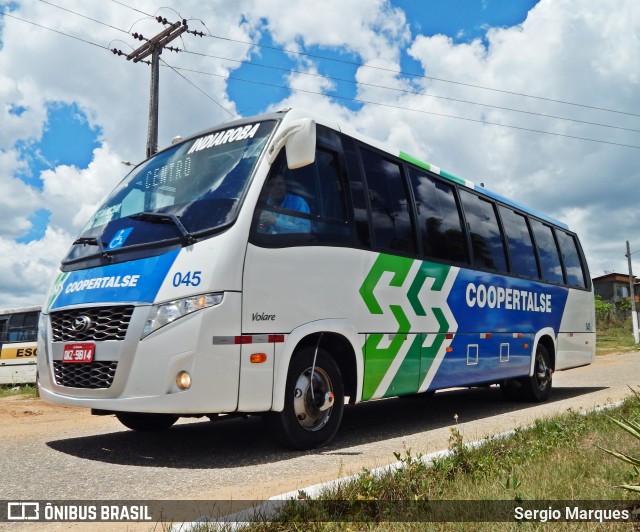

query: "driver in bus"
xmin=258 ymin=172 xmax=311 ymax=234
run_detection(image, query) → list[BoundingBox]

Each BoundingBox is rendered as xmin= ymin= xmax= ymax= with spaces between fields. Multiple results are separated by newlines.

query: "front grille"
xmin=53 ymin=361 xmax=117 ymax=389
xmin=50 ymin=306 xmax=134 ymax=342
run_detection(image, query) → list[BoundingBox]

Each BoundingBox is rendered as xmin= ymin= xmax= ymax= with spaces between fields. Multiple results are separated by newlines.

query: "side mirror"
xmin=267 ymin=118 xmax=316 ymax=169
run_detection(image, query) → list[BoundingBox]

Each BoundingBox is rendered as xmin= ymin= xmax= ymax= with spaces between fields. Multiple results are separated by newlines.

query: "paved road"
xmin=2 ymin=352 xmax=639 ymax=509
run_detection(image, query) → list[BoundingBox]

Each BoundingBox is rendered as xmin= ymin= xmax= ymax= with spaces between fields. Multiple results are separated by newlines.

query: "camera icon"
xmin=7 ymin=502 xmax=40 ymax=520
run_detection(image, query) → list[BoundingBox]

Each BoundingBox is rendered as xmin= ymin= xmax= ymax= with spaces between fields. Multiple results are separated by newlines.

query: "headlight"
xmin=142 ymin=293 xmax=224 ymax=338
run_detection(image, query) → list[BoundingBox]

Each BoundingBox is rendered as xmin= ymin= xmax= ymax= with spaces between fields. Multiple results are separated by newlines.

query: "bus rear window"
xmin=556 ymin=230 xmax=588 ymax=288
xmin=530 ymin=219 xmax=564 ymax=284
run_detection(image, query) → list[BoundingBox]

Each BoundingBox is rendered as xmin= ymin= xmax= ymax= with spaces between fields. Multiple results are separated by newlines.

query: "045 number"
xmin=173 ymin=271 xmax=202 ymax=287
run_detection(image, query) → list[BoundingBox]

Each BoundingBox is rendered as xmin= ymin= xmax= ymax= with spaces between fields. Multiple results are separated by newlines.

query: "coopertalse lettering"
xmin=466 ymin=282 xmax=552 ymax=313
xmin=65 ymin=275 xmax=140 ymax=294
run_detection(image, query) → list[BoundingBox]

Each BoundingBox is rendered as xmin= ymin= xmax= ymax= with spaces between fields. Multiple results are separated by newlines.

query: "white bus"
xmin=38 ymin=108 xmax=594 ymax=449
xmin=0 ymin=306 xmax=40 ymax=385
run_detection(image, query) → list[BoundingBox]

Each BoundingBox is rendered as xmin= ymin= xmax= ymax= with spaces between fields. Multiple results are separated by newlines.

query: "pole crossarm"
xmin=122 ymin=19 xmax=191 ymax=158
xmin=126 ymin=21 xmax=188 ymax=63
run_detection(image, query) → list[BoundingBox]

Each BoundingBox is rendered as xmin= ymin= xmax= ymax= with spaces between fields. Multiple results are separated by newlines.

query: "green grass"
xmin=596 ymin=323 xmax=639 ymax=356
xmin=0 ymin=383 xmax=37 ymax=399
xmin=234 ymin=394 xmax=640 ymax=530
xmin=597 ymin=328 xmax=638 ymax=356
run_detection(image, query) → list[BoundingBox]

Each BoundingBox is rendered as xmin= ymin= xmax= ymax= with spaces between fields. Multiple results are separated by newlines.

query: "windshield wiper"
xmin=72 ymin=237 xmax=112 ymax=261
xmin=129 ymin=212 xmax=196 ymax=246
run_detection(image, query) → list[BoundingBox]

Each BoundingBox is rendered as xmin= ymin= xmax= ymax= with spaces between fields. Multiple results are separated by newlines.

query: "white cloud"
xmin=0 ymin=0 xmax=638 ymax=308
xmin=358 ymin=0 xmax=640 ymax=277
xmin=40 ymin=143 xmax=125 ymax=234
xmin=247 ymin=0 xmax=409 ymax=61
xmin=0 ymin=227 xmax=71 ymax=309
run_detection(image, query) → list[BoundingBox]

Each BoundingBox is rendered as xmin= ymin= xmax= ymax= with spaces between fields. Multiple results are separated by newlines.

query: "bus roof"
xmin=0 ymin=305 xmax=41 ymax=316
xmin=397 ymin=150 xmax=568 ymax=230
xmin=172 ymin=108 xmax=569 ymax=231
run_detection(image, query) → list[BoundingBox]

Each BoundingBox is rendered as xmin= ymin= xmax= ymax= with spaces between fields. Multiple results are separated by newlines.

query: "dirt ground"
xmin=0 ymin=394 xmax=103 ymax=438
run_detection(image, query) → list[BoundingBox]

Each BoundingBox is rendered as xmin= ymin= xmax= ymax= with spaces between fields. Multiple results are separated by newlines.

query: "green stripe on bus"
xmin=362 ymin=305 xmax=411 ymax=401
xmin=399 ymin=151 xmax=466 ymax=186
xmin=439 ymin=169 xmax=466 ymax=186
xmin=399 ymin=151 xmax=433 ymax=172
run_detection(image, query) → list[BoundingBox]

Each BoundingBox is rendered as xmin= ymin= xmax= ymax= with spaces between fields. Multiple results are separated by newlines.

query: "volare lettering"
xmin=252 ymin=312 xmax=276 ymax=321
xmin=466 ymin=282 xmax=552 ymax=313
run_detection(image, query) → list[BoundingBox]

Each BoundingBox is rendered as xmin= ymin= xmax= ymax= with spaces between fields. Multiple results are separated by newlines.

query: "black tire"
xmin=266 ymin=347 xmax=344 ymax=450
xmin=115 ymin=412 xmax=179 ymax=432
xmin=519 ymin=343 xmax=553 ymax=402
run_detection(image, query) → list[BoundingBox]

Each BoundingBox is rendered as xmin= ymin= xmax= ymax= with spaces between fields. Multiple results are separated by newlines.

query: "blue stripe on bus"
xmin=50 ymin=250 xmax=179 ymax=309
xmin=475 ymin=185 xmax=569 ymax=229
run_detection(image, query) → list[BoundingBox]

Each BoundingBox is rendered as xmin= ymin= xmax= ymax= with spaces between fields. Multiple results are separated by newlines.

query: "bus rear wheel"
xmin=519 ymin=343 xmax=553 ymax=402
xmin=115 ymin=412 xmax=179 ymax=432
xmin=266 ymin=347 xmax=344 ymax=450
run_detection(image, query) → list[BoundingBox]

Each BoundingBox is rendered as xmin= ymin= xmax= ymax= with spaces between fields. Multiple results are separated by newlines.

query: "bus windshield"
xmin=63 ymin=120 xmax=276 ymax=265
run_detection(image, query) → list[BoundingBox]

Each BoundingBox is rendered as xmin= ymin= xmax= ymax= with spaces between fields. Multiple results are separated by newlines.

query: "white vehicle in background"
xmin=0 ymin=306 xmax=40 ymax=385
xmin=38 ymin=108 xmax=594 ymax=449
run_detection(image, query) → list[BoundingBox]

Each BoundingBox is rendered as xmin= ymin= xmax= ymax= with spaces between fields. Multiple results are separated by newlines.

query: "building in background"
xmin=593 ymin=273 xmax=640 ymax=305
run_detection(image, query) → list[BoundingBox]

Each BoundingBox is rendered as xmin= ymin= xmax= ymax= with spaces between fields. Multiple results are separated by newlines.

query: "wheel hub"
xmin=292 ymin=367 xmax=334 ymax=431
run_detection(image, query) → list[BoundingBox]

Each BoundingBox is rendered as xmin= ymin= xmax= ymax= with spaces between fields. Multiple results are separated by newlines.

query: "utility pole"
xmin=626 ymin=240 xmax=639 ymax=344
xmin=126 ymin=20 xmax=189 ymax=159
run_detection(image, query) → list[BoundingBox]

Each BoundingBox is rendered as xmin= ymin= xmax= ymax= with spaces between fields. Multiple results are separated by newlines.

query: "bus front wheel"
xmin=115 ymin=412 xmax=179 ymax=432
xmin=266 ymin=347 xmax=344 ymax=450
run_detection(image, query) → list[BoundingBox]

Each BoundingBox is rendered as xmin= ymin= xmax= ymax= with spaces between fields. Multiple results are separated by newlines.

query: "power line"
xmin=110 ymin=0 xmax=152 ymax=18
xmin=100 ymin=1 xmax=640 ymax=120
xmin=4 ymin=6 xmax=638 ymax=149
xmin=0 ymin=8 xmax=233 ymax=149
xmin=105 ymin=0 xmax=640 ymax=119
xmin=181 ymin=49 xmax=640 ymax=134
xmin=199 ymin=32 xmax=640 ymax=119
xmin=167 ymin=65 xmax=640 ymax=150
xmin=37 ymin=0 xmax=129 ymax=34
xmin=161 ymin=59 xmax=237 ymax=119
xmin=0 ymin=9 xmax=110 ymax=50
xmin=107 ymin=1 xmax=640 ymax=120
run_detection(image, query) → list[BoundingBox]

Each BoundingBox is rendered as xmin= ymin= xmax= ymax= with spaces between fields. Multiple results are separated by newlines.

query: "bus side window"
xmin=251 ymin=149 xmax=350 ymax=244
xmin=459 ymin=189 xmax=508 ymax=272
xmin=555 ymin=230 xmax=588 ymax=288
xmin=530 ymin=219 xmax=564 ymax=284
xmin=0 ymin=317 xmax=8 ymax=343
xmin=360 ymin=148 xmax=417 ymax=255
xmin=408 ymin=168 xmax=468 ymax=264
xmin=499 ymin=206 xmax=540 ymax=279
xmin=312 ymin=149 xmax=350 ymax=238
xmin=6 ymin=312 xmax=38 ymax=342
xmin=341 ymin=135 xmax=371 ymax=249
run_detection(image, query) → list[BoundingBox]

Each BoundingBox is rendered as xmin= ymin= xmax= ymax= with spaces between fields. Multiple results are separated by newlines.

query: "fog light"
xmin=176 ymin=371 xmax=192 ymax=390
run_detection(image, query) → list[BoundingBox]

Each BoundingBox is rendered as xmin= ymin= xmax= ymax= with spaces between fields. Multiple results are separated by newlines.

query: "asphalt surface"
xmin=1 ymin=351 xmax=639 ymax=528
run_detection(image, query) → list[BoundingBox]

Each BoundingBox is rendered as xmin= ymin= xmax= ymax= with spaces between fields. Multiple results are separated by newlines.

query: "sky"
xmin=0 ymin=0 xmax=638 ymax=308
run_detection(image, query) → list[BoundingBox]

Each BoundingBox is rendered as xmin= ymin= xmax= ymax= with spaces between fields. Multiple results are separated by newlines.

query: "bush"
xmin=595 ymin=295 xmax=615 ymax=329
xmin=601 ymin=416 xmax=640 ymax=493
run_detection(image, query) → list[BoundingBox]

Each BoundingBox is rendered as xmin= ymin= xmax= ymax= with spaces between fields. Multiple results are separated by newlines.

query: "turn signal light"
xmin=250 ymin=353 xmax=267 ymax=364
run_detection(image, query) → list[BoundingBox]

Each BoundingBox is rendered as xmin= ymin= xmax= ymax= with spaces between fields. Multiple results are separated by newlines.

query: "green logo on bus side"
xmin=359 ymin=254 xmax=455 ymax=400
